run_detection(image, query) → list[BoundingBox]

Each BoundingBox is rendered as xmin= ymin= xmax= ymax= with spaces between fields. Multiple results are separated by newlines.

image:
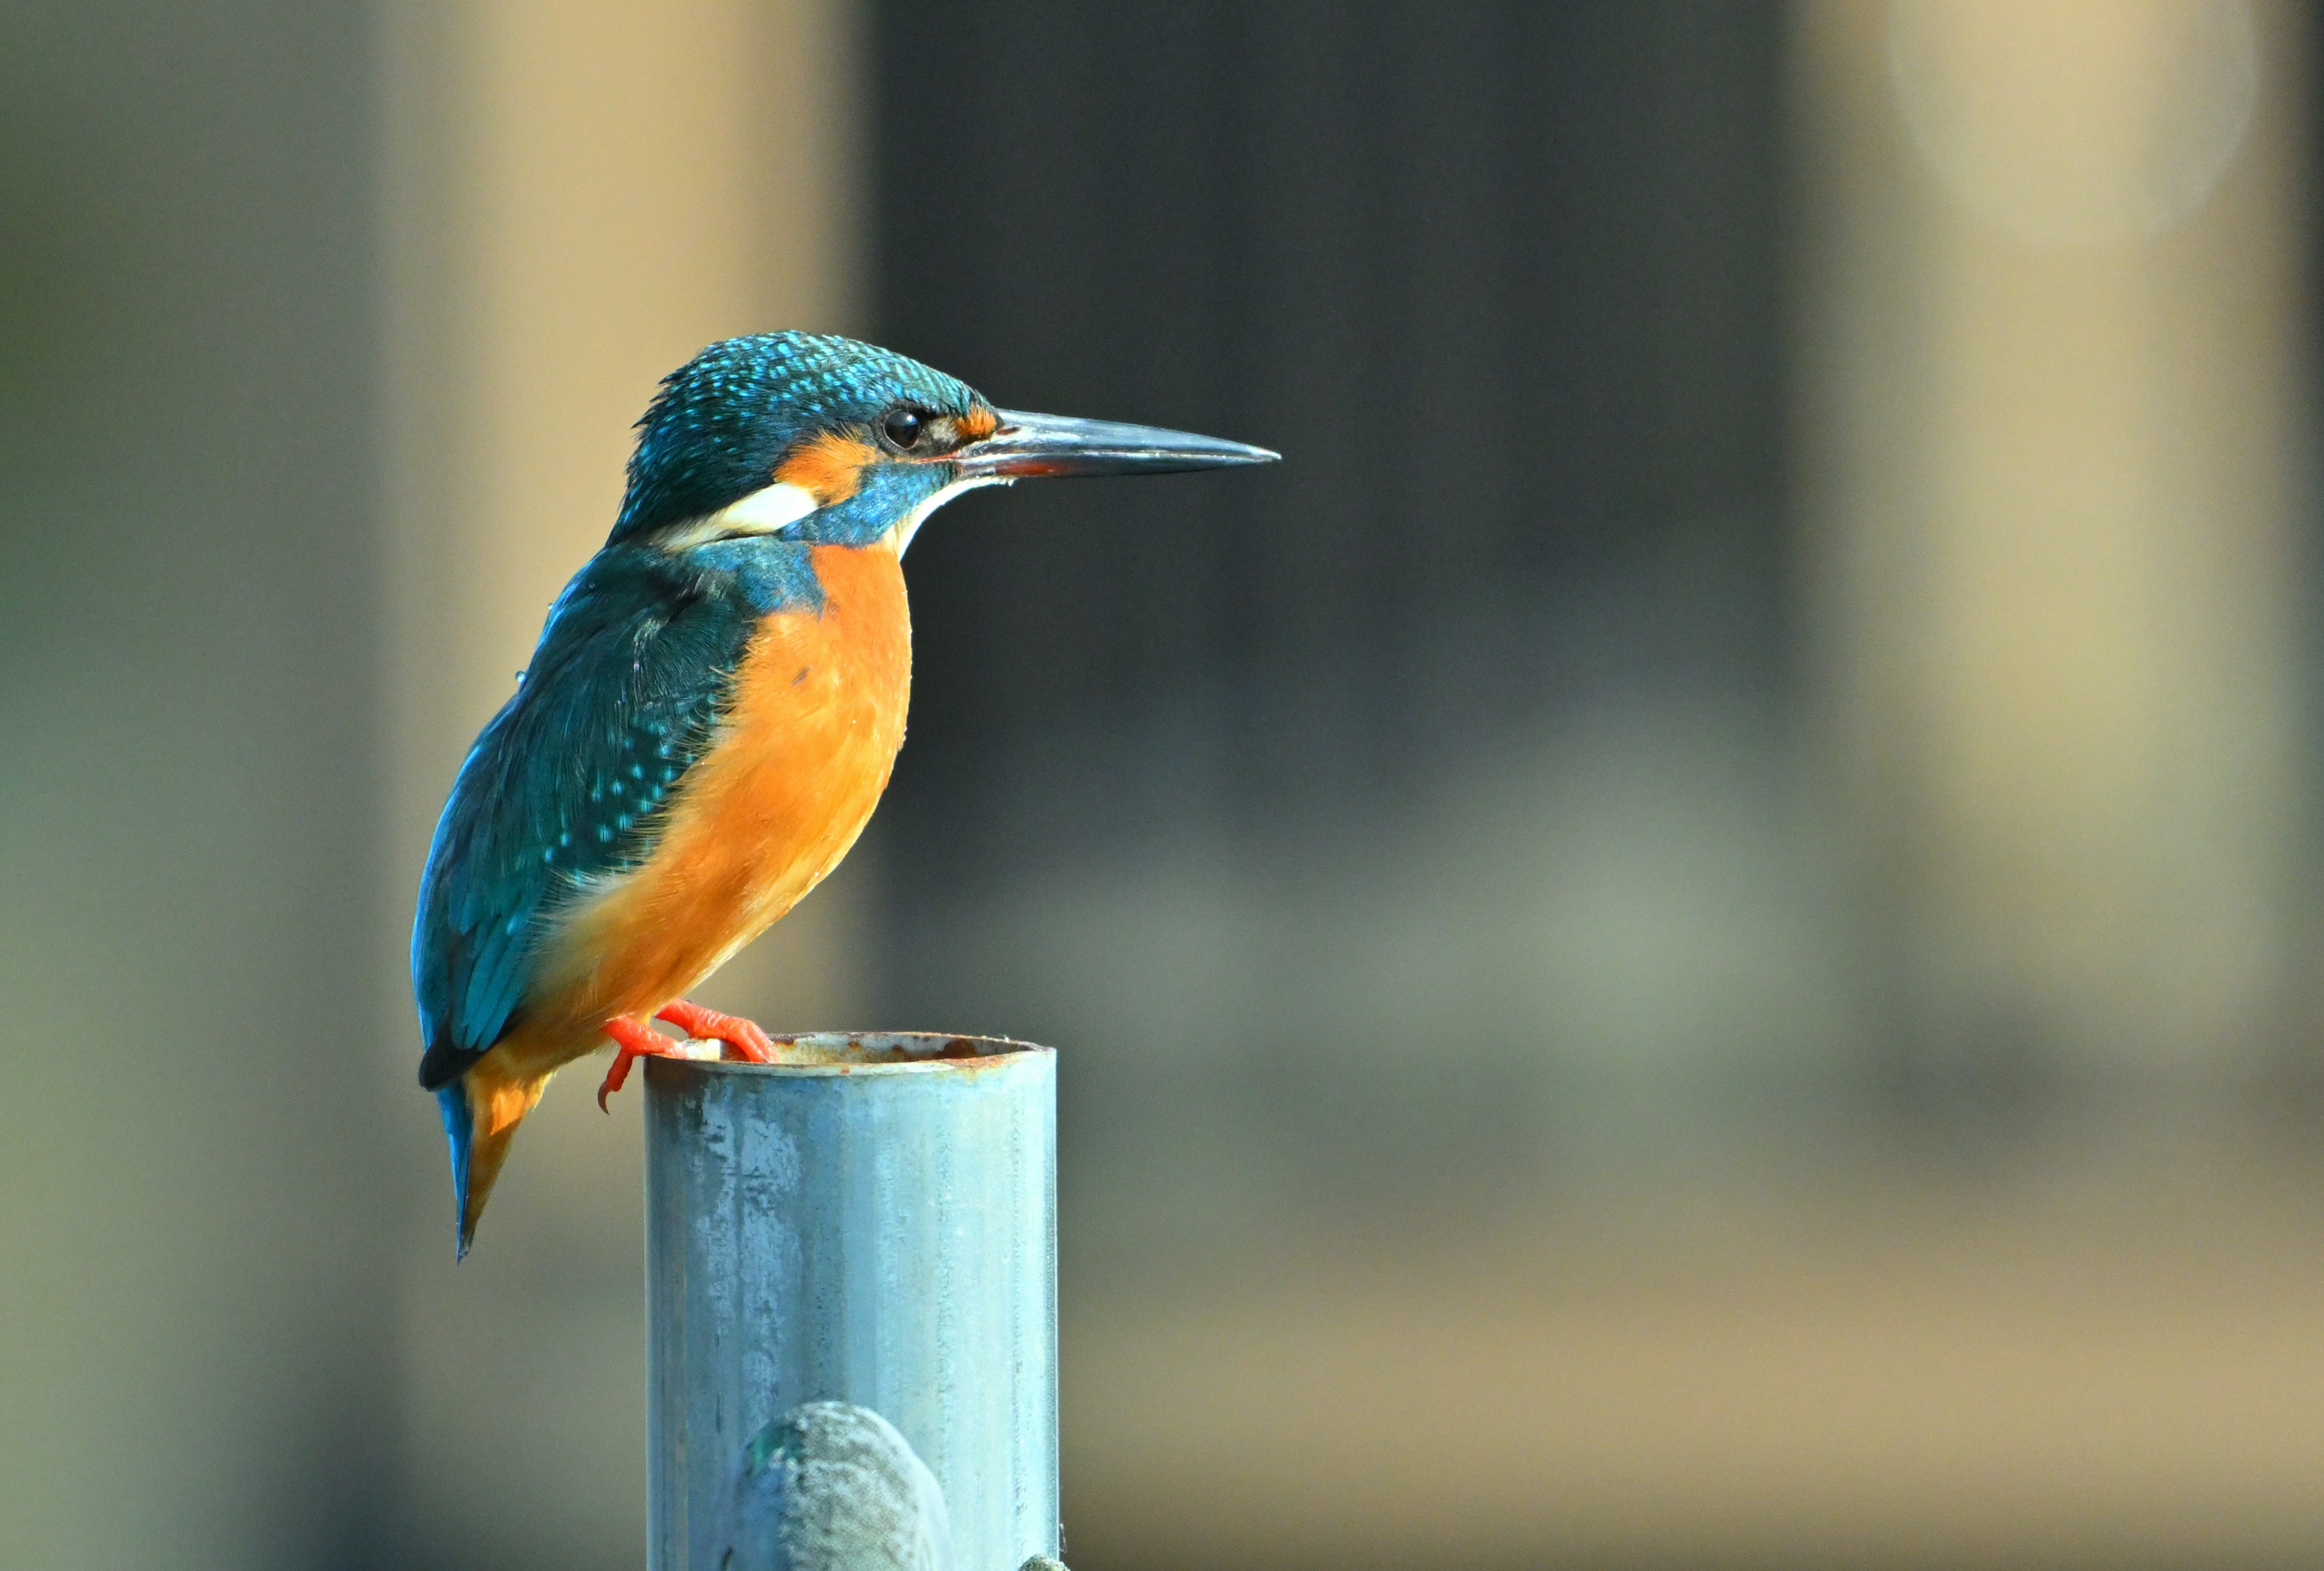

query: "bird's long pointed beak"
xmin=954 ymin=409 xmax=1278 ymax=479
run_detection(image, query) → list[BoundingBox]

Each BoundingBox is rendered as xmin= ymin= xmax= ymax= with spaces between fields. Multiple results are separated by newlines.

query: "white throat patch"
xmin=894 ymin=475 xmax=1009 ymax=557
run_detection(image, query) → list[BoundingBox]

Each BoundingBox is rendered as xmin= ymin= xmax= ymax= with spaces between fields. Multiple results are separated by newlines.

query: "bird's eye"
xmin=883 ymin=409 xmax=924 ymax=450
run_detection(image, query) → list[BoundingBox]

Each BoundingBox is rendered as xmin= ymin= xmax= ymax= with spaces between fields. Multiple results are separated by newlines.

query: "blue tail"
xmin=436 ymin=1081 xmax=475 ymax=1261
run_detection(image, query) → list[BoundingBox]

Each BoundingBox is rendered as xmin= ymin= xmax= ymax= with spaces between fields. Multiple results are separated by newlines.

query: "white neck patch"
xmin=894 ymin=475 xmax=1009 ymax=557
xmin=655 ymin=481 xmax=821 ymax=551
xmin=657 ymin=472 xmax=1009 ymax=556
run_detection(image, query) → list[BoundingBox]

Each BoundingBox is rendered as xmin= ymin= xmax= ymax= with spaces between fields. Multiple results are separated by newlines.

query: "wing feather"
xmin=410 ymin=546 xmax=766 ymax=1089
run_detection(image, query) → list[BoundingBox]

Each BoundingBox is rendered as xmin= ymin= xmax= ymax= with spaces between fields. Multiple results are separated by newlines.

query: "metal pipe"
xmin=644 ymin=1033 xmax=1059 ymax=1571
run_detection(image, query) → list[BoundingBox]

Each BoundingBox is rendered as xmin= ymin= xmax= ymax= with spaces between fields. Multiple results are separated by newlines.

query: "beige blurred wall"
xmin=1794 ymin=0 xmax=2312 ymax=1088
xmin=0 ymin=6 xmax=399 ymax=1568
xmin=374 ymin=4 xmax=866 ymax=1562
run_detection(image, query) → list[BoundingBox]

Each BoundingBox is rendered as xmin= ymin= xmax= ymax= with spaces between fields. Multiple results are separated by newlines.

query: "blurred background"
xmin=4 ymin=1 xmax=2323 ymax=1566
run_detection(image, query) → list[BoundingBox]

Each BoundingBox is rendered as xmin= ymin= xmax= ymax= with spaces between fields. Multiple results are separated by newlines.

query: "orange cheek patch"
xmin=954 ymin=406 xmax=999 ymax=442
xmin=775 ymin=430 xmax=881 ymax=505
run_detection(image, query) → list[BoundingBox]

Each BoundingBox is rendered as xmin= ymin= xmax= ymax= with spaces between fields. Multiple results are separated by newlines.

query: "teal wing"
xmin=410 ymin=548 xmax=762 ymax=1088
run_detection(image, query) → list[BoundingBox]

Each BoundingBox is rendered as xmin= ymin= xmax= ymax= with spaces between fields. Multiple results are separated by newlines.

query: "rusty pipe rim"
xmin=643 ymin=1030 xmax=1052 ymax=1078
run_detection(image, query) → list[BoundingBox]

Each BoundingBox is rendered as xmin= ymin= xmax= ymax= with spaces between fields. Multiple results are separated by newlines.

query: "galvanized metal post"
xmin=643 ymin=1033 xmax=1059 ymax=1571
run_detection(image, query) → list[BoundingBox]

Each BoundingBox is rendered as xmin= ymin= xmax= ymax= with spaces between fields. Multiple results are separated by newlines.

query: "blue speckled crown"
xmin=611 ymin=332 xmax=988 ymax=544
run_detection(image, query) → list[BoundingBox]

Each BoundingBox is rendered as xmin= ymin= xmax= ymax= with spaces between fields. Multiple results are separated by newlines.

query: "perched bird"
xmin=412 ymin=332 xmax=1275 ymax=1255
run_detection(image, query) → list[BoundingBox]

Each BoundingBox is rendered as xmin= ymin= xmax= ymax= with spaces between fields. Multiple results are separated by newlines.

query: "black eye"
xmin=883 ymin=409 xmax=924 ymax=449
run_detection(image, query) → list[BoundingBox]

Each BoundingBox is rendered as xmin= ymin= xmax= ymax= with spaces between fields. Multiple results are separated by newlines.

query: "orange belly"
xmin=488 ymin=537 xmax=911 ymax=1082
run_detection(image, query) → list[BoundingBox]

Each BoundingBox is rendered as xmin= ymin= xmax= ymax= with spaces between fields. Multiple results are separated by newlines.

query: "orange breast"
xmin=509 ymin=538 xmax=911 ymax=1069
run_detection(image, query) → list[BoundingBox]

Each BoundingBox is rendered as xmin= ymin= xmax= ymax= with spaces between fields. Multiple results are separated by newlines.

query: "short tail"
xmin=436 ymin=1059 xmax=548 ymax=1259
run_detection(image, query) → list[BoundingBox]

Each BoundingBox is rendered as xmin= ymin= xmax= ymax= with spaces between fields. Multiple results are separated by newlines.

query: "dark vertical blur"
xmin=877 ymin=4 xmax=1789 ymax=865
xmin=871 ymin=4 xmax=1804 ymax=1208
xmin=0 ymin=2 xmax=403 ymax=1569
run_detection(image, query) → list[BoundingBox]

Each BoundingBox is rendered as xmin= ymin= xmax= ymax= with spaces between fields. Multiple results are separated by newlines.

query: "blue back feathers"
xmin=613 ymin=331 xmax=987 ymax=544
xmin=411 ymin=541 xmax=818 ymax=1090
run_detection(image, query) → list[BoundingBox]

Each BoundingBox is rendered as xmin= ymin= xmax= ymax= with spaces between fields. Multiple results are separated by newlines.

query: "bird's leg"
xmin=654 ymin=1000 xmax=780 ymax=1064
xmin=597 ymin=1016 xmax=692 ymax=1112
xmin=596 ymin=1003 xmax=783 ymax=1113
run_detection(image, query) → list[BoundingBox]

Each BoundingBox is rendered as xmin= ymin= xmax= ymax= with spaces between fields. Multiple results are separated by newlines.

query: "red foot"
xmin=654 ymin=1000 xmax=779 ymax=1064
xmin=598 ymin=1016 xmax=684 ymax=1112
xmin=597 ymin=1003 xmax=783 ymax=1112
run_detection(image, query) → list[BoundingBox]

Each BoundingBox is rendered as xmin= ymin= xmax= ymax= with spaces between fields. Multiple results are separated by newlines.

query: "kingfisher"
xmin=412 ymin=332 xmax=1275 ymax=1256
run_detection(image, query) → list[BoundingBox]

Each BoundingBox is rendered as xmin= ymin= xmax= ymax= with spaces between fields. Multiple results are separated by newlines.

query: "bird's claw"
xmin=597 ymin=1015 xmax=683 ymax=1112
xmin=654 ymin=1000 xmax=780 ymax=1064
xmin=597 ymin=1003 xmax=782 ymax=1112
